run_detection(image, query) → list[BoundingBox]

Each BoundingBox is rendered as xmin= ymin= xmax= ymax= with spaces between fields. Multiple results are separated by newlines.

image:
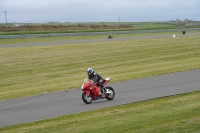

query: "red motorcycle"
xmin=81 ymin=77 xmax=115 ymax=104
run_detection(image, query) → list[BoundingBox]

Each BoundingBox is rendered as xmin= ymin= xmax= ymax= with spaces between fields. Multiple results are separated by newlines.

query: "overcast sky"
xmin=0 ymin=0 xmax=199 ymax=23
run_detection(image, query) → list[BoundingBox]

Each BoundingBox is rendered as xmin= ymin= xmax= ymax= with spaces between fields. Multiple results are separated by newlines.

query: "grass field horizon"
xmin=1 ymin=21 xmax=200 ymax=35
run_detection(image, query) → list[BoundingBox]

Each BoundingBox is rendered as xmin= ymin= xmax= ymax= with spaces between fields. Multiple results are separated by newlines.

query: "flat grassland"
xmin=1 ymin=21 xmax=200 ymax=35
xmin=0 ymin=34 xmax=200 ymax=100
xmin=0 ymin=33 xmax=200 ymax=132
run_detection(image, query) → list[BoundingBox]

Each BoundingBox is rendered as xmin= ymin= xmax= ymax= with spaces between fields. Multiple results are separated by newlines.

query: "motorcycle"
xmin=81 ymin=77 xmax=115 ymax=104
xmin=108 ymin=35 xmax=113 ymax=39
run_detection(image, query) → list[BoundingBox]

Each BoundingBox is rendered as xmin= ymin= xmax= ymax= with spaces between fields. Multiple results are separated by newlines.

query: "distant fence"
xmin=0 ymin=28 xmax=199 ymax=39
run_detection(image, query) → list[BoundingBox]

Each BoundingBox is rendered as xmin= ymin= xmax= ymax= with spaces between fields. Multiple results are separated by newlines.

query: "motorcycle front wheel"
xmin=82 ymin=92 xmax=93 ymax=104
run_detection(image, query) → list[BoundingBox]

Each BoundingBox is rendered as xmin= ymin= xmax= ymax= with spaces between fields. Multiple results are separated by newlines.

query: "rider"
xmin=109 ymin=33 xmax=112 ymax=38
xmin=87 ymin=68 xmax=106 ymax=94
xmin=182 ymin=29 xmax=186 ymax=34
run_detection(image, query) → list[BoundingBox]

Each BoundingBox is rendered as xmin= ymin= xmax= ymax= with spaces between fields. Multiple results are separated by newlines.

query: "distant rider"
xmin=87 ymin=68 xmax=106 ymax=94
xmin=109 ymin=33 xmax=112 ymax=38
xmin=182 ymin=29 xmax=186 ymax=34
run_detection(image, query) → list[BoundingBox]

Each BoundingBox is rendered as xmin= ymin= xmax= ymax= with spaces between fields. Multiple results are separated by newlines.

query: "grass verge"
xmin=0 ymin=91 xmax=199 ymax=133
xmin=0 ymin=35 xmax=200 ymax=100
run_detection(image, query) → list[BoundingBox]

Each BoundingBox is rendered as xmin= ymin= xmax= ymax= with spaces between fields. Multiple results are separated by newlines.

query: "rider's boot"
xmin=100 ymin=87 xmax=106 ymax=95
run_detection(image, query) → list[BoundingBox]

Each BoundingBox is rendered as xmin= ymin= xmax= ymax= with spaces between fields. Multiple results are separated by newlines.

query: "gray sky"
xmin=0 ymin=0 xmax=200 ymax=23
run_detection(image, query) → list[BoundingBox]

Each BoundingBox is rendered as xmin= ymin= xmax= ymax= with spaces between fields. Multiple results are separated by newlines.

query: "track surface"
xmin=0 ymin=33 xmax=200 ymax=128
xmin=1 ymin=33 xmax=200 ymax=48
xmin=0 ymin=69 xmax=199 ymax=127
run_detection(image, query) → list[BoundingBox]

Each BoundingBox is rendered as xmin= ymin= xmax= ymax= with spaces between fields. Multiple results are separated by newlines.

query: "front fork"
xmin=85 ymin=90 xmax=90 ymax=97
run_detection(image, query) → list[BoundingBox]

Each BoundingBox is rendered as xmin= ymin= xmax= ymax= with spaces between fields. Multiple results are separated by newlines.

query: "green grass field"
xmin=0 ymin=33 xmax=200 ymax=132
xmin=0 ymin=34 xmax=200 ymax=100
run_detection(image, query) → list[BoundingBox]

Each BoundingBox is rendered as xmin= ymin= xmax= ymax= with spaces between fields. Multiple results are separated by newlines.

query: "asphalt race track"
xmin=1 ymin=33 xmax=200 ymax=48
xmin=0 ymin=69 xmax=200 ymax=128
xmin=0 ymin=33 xmax=200 ymax=128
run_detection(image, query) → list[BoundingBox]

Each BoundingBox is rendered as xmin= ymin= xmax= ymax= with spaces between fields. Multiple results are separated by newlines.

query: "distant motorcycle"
xmin=108 ymin=35 xmax=113 ymax=39
xmin=81 ymin=77 xmax=115 ymax=104
xmin=182 ymin=30 xmax=186 ymax=34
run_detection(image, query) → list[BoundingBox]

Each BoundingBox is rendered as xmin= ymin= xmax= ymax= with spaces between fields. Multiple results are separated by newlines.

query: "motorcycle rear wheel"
xmin=105 ymin=86 xmax=115 ymax=100
xmin=82 ymin=92 xmax=93 ymax=104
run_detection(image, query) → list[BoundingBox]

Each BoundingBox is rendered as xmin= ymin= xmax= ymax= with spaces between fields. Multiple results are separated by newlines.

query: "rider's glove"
xmin=93 ymin=82 xmax=96 ymax=85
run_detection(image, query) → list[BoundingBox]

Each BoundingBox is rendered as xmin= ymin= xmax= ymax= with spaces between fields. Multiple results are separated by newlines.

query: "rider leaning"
xmin=87 ymin=68 xmax=106 ymax=94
